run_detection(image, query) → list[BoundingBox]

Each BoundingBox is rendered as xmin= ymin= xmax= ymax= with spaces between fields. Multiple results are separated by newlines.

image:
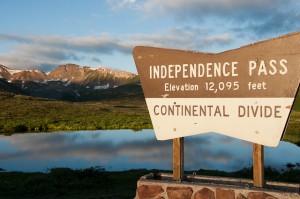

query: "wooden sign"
xmin=133 ymin=31 xmax=300 ymax=147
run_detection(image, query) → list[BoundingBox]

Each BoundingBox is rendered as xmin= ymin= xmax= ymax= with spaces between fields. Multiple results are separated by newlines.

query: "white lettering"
xmin=279 ymin=59 xmax=288 ymax=75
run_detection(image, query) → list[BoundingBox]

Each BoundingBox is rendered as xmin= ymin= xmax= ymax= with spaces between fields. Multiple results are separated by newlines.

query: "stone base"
xmin=135 ymin=173 xmax=300 ymax=199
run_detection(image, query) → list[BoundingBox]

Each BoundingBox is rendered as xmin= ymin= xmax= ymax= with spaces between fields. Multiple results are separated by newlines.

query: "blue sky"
xmin=0 ymin=0 xmax=299 ymax=73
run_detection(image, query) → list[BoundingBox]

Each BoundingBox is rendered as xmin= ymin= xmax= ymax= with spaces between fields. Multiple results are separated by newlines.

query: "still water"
xmin=0 ymin=130 xmax=299 ymax=172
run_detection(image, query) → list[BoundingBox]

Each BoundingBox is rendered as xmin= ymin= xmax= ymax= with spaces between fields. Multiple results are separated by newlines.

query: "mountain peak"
xmin=0 ymin=63 xmax=137 ymax=83
xmin=0 ymin=63 xmax=140 ymax=101
xmin=12 ymin=70 xmax=47 ymax=82
xmin=0 ymin=65 xmax=12 ymax=80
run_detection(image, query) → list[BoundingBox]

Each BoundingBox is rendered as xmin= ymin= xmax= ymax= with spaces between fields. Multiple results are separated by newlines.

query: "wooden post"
xmin=173 ymin=137 xmax=184 ymax=181
xmin=253 ymin=143 xmax=264 ymax=188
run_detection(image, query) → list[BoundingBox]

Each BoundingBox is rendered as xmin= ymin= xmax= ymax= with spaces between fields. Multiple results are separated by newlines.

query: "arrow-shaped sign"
xmin=133 ymin=31 xmax=300 ymax=147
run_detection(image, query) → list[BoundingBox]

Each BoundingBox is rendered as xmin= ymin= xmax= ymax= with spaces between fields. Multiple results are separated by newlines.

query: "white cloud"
xmin=111 ymin=0 xmax=300 ymax=38
xmin=0 ymin=27 xmax=235 ymax=70
xmin=0 ymin=1 xmax=298 ymax=72
xmin=106 ymin=0 xmax=138 ymax=10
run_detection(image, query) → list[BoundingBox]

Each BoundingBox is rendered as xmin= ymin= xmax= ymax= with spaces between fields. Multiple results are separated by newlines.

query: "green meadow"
xmin=0 ymin=91 xmax=152 ymax=133
xmin=0 ymin=90 xmax=299 ymax=146
xmin=0 ymin=90 xmax=299 ymax=198
xmin=0 ymin=167 xmax=298 ymax=199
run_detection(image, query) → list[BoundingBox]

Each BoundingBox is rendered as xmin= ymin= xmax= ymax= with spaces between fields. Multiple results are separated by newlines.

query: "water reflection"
xmin=0 ymin=130 xmax=299 ymax=172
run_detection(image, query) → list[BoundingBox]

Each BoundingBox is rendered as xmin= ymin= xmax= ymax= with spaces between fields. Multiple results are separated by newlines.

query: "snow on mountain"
xmin=7 ymin=69 xmax=23 ymax=75
xmin=12 ymin=70 xmax=47 ymax=82
xmin=0 ymin=63 xmax=140 ymax=101
xmin=0 ymin=64 xmax=137 ymax=86
xmin=46 ymin=64 xmax=137 ymax=88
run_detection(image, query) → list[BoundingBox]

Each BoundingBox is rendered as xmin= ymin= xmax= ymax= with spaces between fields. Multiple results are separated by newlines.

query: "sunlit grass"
xmin=0 ymin=90 xmax=299 ymax=146
xmin=283 ymin=111 xmax=300 ymax=146
xmin=0 ymin=93 xmax=152 ymax=134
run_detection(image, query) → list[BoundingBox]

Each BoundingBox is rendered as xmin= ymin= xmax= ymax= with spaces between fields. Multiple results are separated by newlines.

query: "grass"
xmin=1 ymin=90 xmax=299 ymax=145
xmin=284 ymin=111 xmax=300 ymax=146
xmin=0 ymin=90 xmax=299 ymax=198
xmin=0 ymin=167 xmax=298 ymax=199
xmin=0 ymin=167 xmax=150 ymax=199
xmin=196 ymin=166 xmax=300 ymax=183
xmin=283 ymin=89 xmax=300 ymax=146
xmin=0 ymin=91 xmax=152 ymax=134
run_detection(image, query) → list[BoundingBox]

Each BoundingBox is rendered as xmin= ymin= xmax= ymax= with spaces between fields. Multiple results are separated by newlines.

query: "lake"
xmin=0 ymin=130 xmax=299 ymax=172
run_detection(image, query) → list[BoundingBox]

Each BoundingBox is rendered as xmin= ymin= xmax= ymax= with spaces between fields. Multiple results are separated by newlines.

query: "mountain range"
xmin=0 ymin=64 xmax=141 ymax=101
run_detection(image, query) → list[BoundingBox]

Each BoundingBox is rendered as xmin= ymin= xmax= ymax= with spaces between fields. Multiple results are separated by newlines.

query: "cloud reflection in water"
xmin=0 ymin=130 xmax=299 ymax=172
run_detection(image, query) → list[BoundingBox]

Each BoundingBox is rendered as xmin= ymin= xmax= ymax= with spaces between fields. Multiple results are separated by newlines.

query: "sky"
xmin=0 ymin=0 xmax=299 ymax=73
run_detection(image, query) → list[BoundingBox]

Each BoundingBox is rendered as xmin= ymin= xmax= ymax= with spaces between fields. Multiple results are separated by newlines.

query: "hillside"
xmin=0 ymin=64 xmax=139 ymax=101
xmin=0 ymin=63 xmax=299 ymax=145
xmin=293 ymin=88 xmax=300 ymax=111
xmin=0 ymin=90 xmax=151 ymax=133
xmin=0 ymin=88 xmax=299 ymax=146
